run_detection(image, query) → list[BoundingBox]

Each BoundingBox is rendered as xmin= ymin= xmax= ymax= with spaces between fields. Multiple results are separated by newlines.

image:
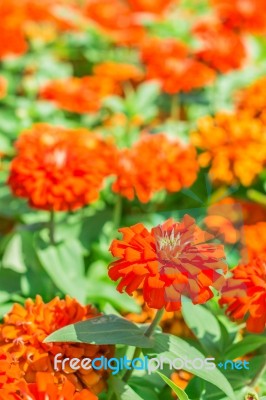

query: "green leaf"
xmin=110 ymin=376 xmax=144 ymax=400
xmin=2 ymin=233 xmax=27 ymax=273
xmin=136 ymin=81 xmax=160 ymax=109
xmin=225 ymin=335 xmax=266 ymax=360
xmin=44 ymin=314 xmax=154 ymax=348
xmin=36 ymin=238 xmax=87 ymax=303
xmin=157 ymin=372 xmax=190 ymax=400
xmin=182 ymin=299 xmax=222 ymax=355
xmin=144 ymin=333 xmax=236 ymax=400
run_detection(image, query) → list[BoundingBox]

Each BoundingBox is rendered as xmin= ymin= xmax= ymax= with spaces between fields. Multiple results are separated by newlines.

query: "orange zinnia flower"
xmin=194 ymin=20 xmax=246 ymax=73
xmin=8 ymin=124 xmax=117 ymax=211
xmin=0 ymin=0 xmax=28 ymax=59
xmin=141 ymin=37 xmax=215 ymax=94
xmin=93 ymin=62 xmax=143 ymax=83
xmin=211 ymin=0 xmax=266 ymax=33
xmin=244 ymin=222 xmax=266 ymax=260
xmin=0 ymin=296 xmax=114 ymax=397
xmin=127 ymin=0 xmax=175 ymax=15
xmin=0 ymin=350 xmax=27 ymax=400
xmin=237 ymin=76 xmax=266 ymax=123
xmin=84 ymin=0 xmax=146 ymax=45
xmin=112 ymin=133 xmax=198 ymax=203
xmin=40 ymin=76 xmax=118 ymax=114
xmin=191 ymin=112 xmax=266 ymax=186
xmin=109 ymin=215 xmax=227 ymax=311
xmin=220 ymin=255 xmax=266 ymax=333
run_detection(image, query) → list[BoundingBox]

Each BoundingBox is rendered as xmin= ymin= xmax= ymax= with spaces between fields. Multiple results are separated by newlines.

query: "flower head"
xmin=8 ymin=124 xmax=117 ymax=211
xmin=0 ymin=0 xmax=27 ymax=59
xmin=244 ymin=222 xmax=266 ymax=260
xmin=127 ymin=0 xmax=175 ymax=15
xmin=194 ymin=20 xmax=246 ymax=73
xmin=84 ymin=0 xmax=146 ymax=45
xmin=109 ymin=214 xmax=227 ymax=311
xmin=220 ymin=255 xmax=266 ymax=333
xmin=141 ymin=37 xmax=215 ymax=94
xmin=93 ymin=61 xmax=143 ymax=83
xmin=192 ymin=112 xmax=266 ymax=186
xmin=237 ymin=76 xmax=266 ymax=124
xmin=211 ymin=0 xmax=266 ymax=33
xmin=0 ymin=296 xmax=114 ymax=396
xmin=40 ymin=76 xmax=119 ymax=114
xmin=112 ymin=133 xmax=198 ymax=203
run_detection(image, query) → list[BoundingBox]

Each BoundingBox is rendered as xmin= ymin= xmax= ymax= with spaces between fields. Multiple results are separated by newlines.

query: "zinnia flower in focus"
xmin=93 ymin=61 xmax=143 ymax=83
xmin=112 ymin=133 xmax=199 ymax=203
xmin=220 ymin=255 xmax=266 ymax=333
xmin=40 ymin=76 xmax=119 ymax=114
xmin=237 ymin=76 xmax=266 ymax=124
xmin=0 ymin=76 xmax=7 ymax=99
xmin=109 ymin=214 xmax=227 ymax=311
xmin=141 ymin=37 xmax=216 ymax=94
xmin=0 ymin=296 xmax=114 ymax=396
xmin=211 ymin=0 xmax=266 ymax=33
xmin=194 ymin=20 xmax=246 ymax=73
xmin=191 ymin=112 xmax=266 ymax=186
xmin=8 ymin=124 xmax=117 ymax=211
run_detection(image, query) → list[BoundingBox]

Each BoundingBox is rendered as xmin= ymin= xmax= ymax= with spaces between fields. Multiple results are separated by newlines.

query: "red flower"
xmin=141 ymin=37 xmax=216 ymax=94
xmin=109 ymin=215 xmax=227 ymax=311
xmin=8 ymin=124 xmax=117 ymax=211
xmin=220 ymin=255 xmax=266 ymax=333
xmin=127 ymin=0 xmax=175 ymax=15
xmin=112 ymin=133 xmax=198 ymax=203
xmin=194 ymin=20 xmax=246 ymax=73
xmin=211 ymin=0 xmax=266 ymax=33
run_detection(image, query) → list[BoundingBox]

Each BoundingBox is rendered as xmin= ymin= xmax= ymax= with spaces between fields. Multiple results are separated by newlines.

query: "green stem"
xmin=113 ymin=195 xmax=122 ymax=228
xmin=170 ymin=94 xmax=180 ymax=120
xmin=123 ymin=308 xmax=164 ymax=383
xmin=249 ymin=356 xmax=266 ymax=389
xmin=48 ymin=209 xmax=56 ymax=245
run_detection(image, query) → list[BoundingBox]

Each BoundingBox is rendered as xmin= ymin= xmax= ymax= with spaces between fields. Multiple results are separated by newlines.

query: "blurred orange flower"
xmin=112 ymin=133 xmax=198 ymax=203
xmin=211 ymin=0 xmax=266 ymax=33
xmin=0 ymin=76 xmax=7 ymax=99
xmin=192 ymin=112 xmax=266 ymax=186
xmin=8 ymin=124 xmax=117 ymax=211
xmin=127 ymin=0 xmax=175 ymax=15
xmin=194 ymin=20 xmax=246 ymax=73
xmin=84 ymin=0 xmax=146 ymax=45
xmin=244 ymin=222 xmax=266 ymax=259
xmin=237 ymin=76 xmax=266 ymax=123
xmin=0 ymin=0 xmax=28 ymax=59
xmin=93 ymin=61 xmax=143 ymax=83
xmin=109 ymin=214 xmax=227 ymax=311
xmin=141 ymin=37 xmax=216 ymax=94
xmin=0 ymin=296 xmax=114 ymax=397
xmin=220 ymin=254 xmax=266 ymax=333
xmin=40 ymin=76 xmax=118 ymax=114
